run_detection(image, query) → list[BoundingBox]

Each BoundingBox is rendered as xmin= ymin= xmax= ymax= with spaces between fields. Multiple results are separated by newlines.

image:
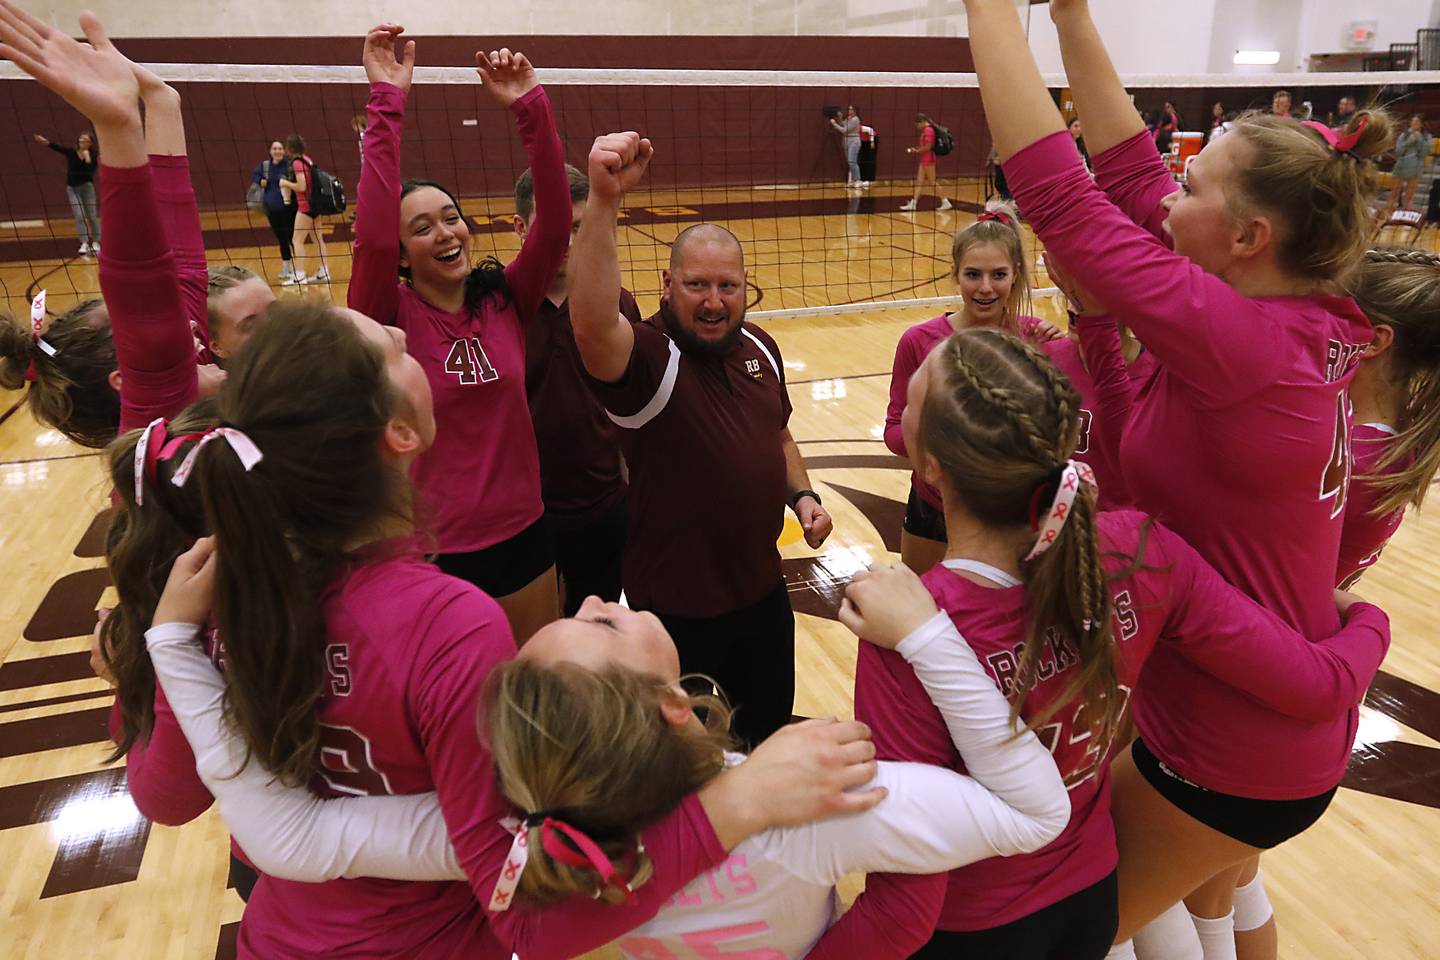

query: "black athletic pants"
xmin=654 ymin=580 xmax=795 ymax=750
xmin=549 ymin=500 xmax=627 ymax=617
xmin=265 ymin=204 xmax=297 ymax=262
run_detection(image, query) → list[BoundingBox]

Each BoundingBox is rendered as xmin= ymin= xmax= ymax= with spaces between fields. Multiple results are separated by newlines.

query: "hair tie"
xmin=487 ymin=814 xmax=638 ymax=913
xmin=1025 ymin=459 xmax=1095 ymax=561
xmin=170 ymin=426 xmax=264 ymax=488
xmin=976 ymin=210 xmax=1014 ymax=227
xmin=1302 ymin=115 xmax=1369 ymax=158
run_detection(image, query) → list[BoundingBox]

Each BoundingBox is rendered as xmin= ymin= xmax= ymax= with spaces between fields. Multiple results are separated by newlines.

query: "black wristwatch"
xmin=790 ymin=489 xmax=822 ymax=510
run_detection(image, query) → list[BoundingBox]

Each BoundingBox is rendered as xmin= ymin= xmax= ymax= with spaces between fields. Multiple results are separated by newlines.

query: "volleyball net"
xmin=3 ymin=63 xmax=1437 ymax=322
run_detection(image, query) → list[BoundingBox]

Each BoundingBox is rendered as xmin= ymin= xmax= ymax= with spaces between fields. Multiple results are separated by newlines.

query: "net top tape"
xmin=2 ymin=62 xmax=1437 ymax=88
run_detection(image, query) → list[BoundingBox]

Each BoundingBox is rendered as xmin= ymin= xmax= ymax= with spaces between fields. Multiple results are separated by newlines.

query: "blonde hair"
xmin=1226 ymin=108 xmax=1394 ymax=284
xmin=1349 ymin=248 xmax=1440 ymax=514
xmin=206 ymin=264 xmax=259 ymax=348
xmin=917 ymin=329 xmax=1122 ymax=746
xmin=951 ymin=199 xmax=1032 ymax=329
xmin=480 ymin=658 xmax=733 ymax=906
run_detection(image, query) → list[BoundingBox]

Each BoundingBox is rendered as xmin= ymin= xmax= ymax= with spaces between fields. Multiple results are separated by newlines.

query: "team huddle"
xmin=1 ymin=0 xmax=1437 ymax=958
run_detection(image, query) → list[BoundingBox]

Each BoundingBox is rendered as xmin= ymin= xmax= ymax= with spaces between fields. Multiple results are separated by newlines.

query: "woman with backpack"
xmin=251 ymin=140 xmax=296 ymax=281
xmin=902 ymin=113 xmax=953 ymax=211
xmin=280 ymin=132 xmax=332 ymax=285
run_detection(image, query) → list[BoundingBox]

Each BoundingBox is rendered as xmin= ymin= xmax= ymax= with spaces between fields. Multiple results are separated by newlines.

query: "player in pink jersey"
xmin=167 ymin=297 xmax=882 ymax=958
xmin=347 ymin=25 xmax=568 ymax=644
xmin=810 ymin=327 xmax=1388 ymax=960
xmin=0 ymin=5 xmax=221 ymax=446
xmin=885 ymin=200 xmax=1062 ymax=573
xmin=138 ymin=550 xmax=1076 ymax=960
xmin=1336 ymin=248 xmax=1440 ymax=588
xmin=966 ymin=1 xmax=1394 ymax=954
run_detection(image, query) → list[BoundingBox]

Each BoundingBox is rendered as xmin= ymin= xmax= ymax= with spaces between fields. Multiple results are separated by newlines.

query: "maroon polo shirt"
xmin=587 ymin=310 xmax=793 ymax=618
xmin=525 ymin=289 xmax=643 ymax=527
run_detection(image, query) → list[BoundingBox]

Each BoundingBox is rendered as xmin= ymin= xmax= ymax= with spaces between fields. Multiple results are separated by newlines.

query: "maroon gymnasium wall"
xmin=4 ymin=35 xmax=988 ymax=223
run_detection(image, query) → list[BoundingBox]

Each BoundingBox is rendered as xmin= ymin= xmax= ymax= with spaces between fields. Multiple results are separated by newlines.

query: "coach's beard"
xmin=660 ymin=300 xmax=744 ymax=358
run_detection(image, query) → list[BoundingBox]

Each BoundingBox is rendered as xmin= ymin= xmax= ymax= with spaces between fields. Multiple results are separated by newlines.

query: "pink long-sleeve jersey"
xmin=347 ymin=83 xmax=571 ymax=554
xmin=1337 ymin=423 xmax=1408 ymax=588
xmin=809 ymin=511 xmax=1388 ymax=957
xmin=236 ymin=553 xmax=725 ymax=958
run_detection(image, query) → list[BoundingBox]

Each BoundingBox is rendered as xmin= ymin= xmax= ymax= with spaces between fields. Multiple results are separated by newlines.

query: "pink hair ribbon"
xmin=487 ymin=814 xmax=636 ymax=913
xmin=170 ymin=427 xmax=264 ymax=488
xmin=1302 ymin=115 xmax=1369 ymax=158
xmin=133 ymin=417 xmax=169 ymax=506
xmin=1024 ymin=459 xmax=1096 ymax=561
xmin=976 ymin=210 xmax=1013 ymax=226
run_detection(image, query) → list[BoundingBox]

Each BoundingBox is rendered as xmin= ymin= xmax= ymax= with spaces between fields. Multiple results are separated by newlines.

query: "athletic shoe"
xmin=91 ymin=241 xmax=99 ymax=254
xmin=303 ymin=268 xmax=332 ymax=285
xmin=938 ymin=198 xmax=953 ymax=211
xmin=899 ymin=199 xmax=918 ymax=211
xmin=78 ymin=242 xmax=91 ymax=256
xmin=280 ymin=271 xmax=306 ymax=287
xmin=276 ymin=263 xmax=295 ymax=281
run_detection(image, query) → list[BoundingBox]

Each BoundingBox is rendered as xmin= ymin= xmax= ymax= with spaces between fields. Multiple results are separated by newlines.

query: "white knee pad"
xmin=1189 ymin=909 xmax=1237 ymax=960
xmin=1232 ymin=867 xmax=1274 ymax=932
xmin=1133 ymin=901 xmax=1204 ymax=960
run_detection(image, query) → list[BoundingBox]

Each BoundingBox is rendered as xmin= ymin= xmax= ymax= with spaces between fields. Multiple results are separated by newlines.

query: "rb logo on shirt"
xmin=744 ymin=358 xmax=763 ymax=379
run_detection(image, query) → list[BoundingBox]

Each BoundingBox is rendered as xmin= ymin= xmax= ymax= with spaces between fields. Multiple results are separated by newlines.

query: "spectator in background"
xmin=351 ymin=112 xmax=367 ymax=167
xmin=33 ymin=131 xmax=99 ymax=256
xmin=986 ymin=144 xmax=1010 ymax=201
xmin=858 ymin=121 xmax=878 ymax=187
xmin=279 ymin=133 xmax=331 ymax=286
xmin=1331 ymin=95 xmax=1358 ymax=128
xmin=1204 ymin=101 xmax=1225 ymax=144
xmin=1153 ymin=100 xmax=1179 ymax=154
xmin=251 ymin=140 xmax=296 ymax=281
xmin=1271 ymin=89 xmax=1293 ymax=117
xmin=902 ymin=113 xmax=951 ymax=212
xmin=1068 ymin=117 xmax=1090 ymax=169
xmin=1376 ymin=114 xmax=1434 ymax=231
xmin=829 ymin=104 xmax=863 ymax=190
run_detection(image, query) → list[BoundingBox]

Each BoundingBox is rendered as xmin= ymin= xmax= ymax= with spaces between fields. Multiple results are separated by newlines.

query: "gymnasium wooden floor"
xmin=2 ymin=179 xmax=1438 ymax=959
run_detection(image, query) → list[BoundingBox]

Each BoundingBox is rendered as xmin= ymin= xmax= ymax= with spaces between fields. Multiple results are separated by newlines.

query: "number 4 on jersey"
xmin=445 ymin=337 xmax=500 ymax=385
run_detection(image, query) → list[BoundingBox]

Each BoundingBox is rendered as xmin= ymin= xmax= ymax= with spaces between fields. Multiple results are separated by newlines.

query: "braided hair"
xmin=916 ymin=328 xmax=1122 ymax=746
xmin=1349 ymin=247 xmax=1440 ymax=513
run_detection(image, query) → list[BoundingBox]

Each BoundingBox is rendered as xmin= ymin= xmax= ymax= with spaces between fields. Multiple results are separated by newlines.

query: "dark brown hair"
xmin=481 ymin=658 xmax=733 ymax=905
xmin=283 ymin=133 xmax=305 ymax=155
xmin=188 ymin=300 xmax=413 ymax=784
xmin=1350 ymin=248 xmax=1440 ymax=514
xmin=916 ymin=329 xmax=1122 ymax=745
xmin=514 ymin=163 xmax=588 ymax=223
xmin=102 ymin=399 xmax=218 ymax=758
xmin=0 ymin=298 xmax=119 ymax=448
xmin=1227 ymin=107 xmax=1394 ymax=283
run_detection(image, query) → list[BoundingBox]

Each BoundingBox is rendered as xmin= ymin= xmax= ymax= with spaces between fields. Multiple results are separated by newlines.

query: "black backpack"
xmin=301 ymin=157 xmax=347 ymax=216
xmin=931 ymin=123 xmax=956 ymax=157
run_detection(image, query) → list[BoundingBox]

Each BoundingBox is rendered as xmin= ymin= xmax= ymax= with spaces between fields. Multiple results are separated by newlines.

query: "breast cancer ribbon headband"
xmin=134 ymin=419 xmax=263 ymax=504
xmin=488 ymin=812 xmax=641 ymax=912
xmin=24 ymin=289 xmax=57 ymax=383
xmin=1302 ymin=115 xmax=1370 ymax=159
xmin=1024 ymin=459 xmax=1096 ymax=562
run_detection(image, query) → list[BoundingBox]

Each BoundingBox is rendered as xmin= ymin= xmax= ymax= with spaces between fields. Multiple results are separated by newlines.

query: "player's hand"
xmin=475 ymin=48 xmax=536 ymax=107
xmin=1043 ymin=250 xmax=1108 ymax=317
xmin=701 ymin=718 xmax=884 ymax=847
xmin=587 ymin=132 xmax=654 ymax=201
xmin=1028 ymin=318 xmax=1065 ymax=343
xmin=90 ymin=607 xmax=115 ymax=686
xmin=839 ymin=563 xmax=940 ymax=649
xmin=196 ymin=363 xmax=227 ymax=398
xmin=0 ymin=5 xmax=140 ymax=128
xmin=154 ymin=537 xmax=217 ymax=627
xmin=795 ymin=495 xmax=832 ymax=549
xmin=1335 ymin=588 xmax=1365 ymax=619
xmin=362 ymin=23 xmax=415 ymax=92
xmin=1047 ymin=0 xmax=1092 ymax=22
xmin=32 ymin=132 xmax=48 ymax=145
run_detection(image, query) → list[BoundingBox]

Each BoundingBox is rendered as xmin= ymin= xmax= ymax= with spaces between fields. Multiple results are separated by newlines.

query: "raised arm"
xmin=1152 ymin=522 xmax=1390 ymax=720
xmin=570 ymin=133 xmax=648 ymax=383
xmin=132 ymin=64 xmax=211 ymax=353
xmin=477 ymin=49 xmax=571 ymax=323
xmin=347 ymin=24 xmax=414 ymax=327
